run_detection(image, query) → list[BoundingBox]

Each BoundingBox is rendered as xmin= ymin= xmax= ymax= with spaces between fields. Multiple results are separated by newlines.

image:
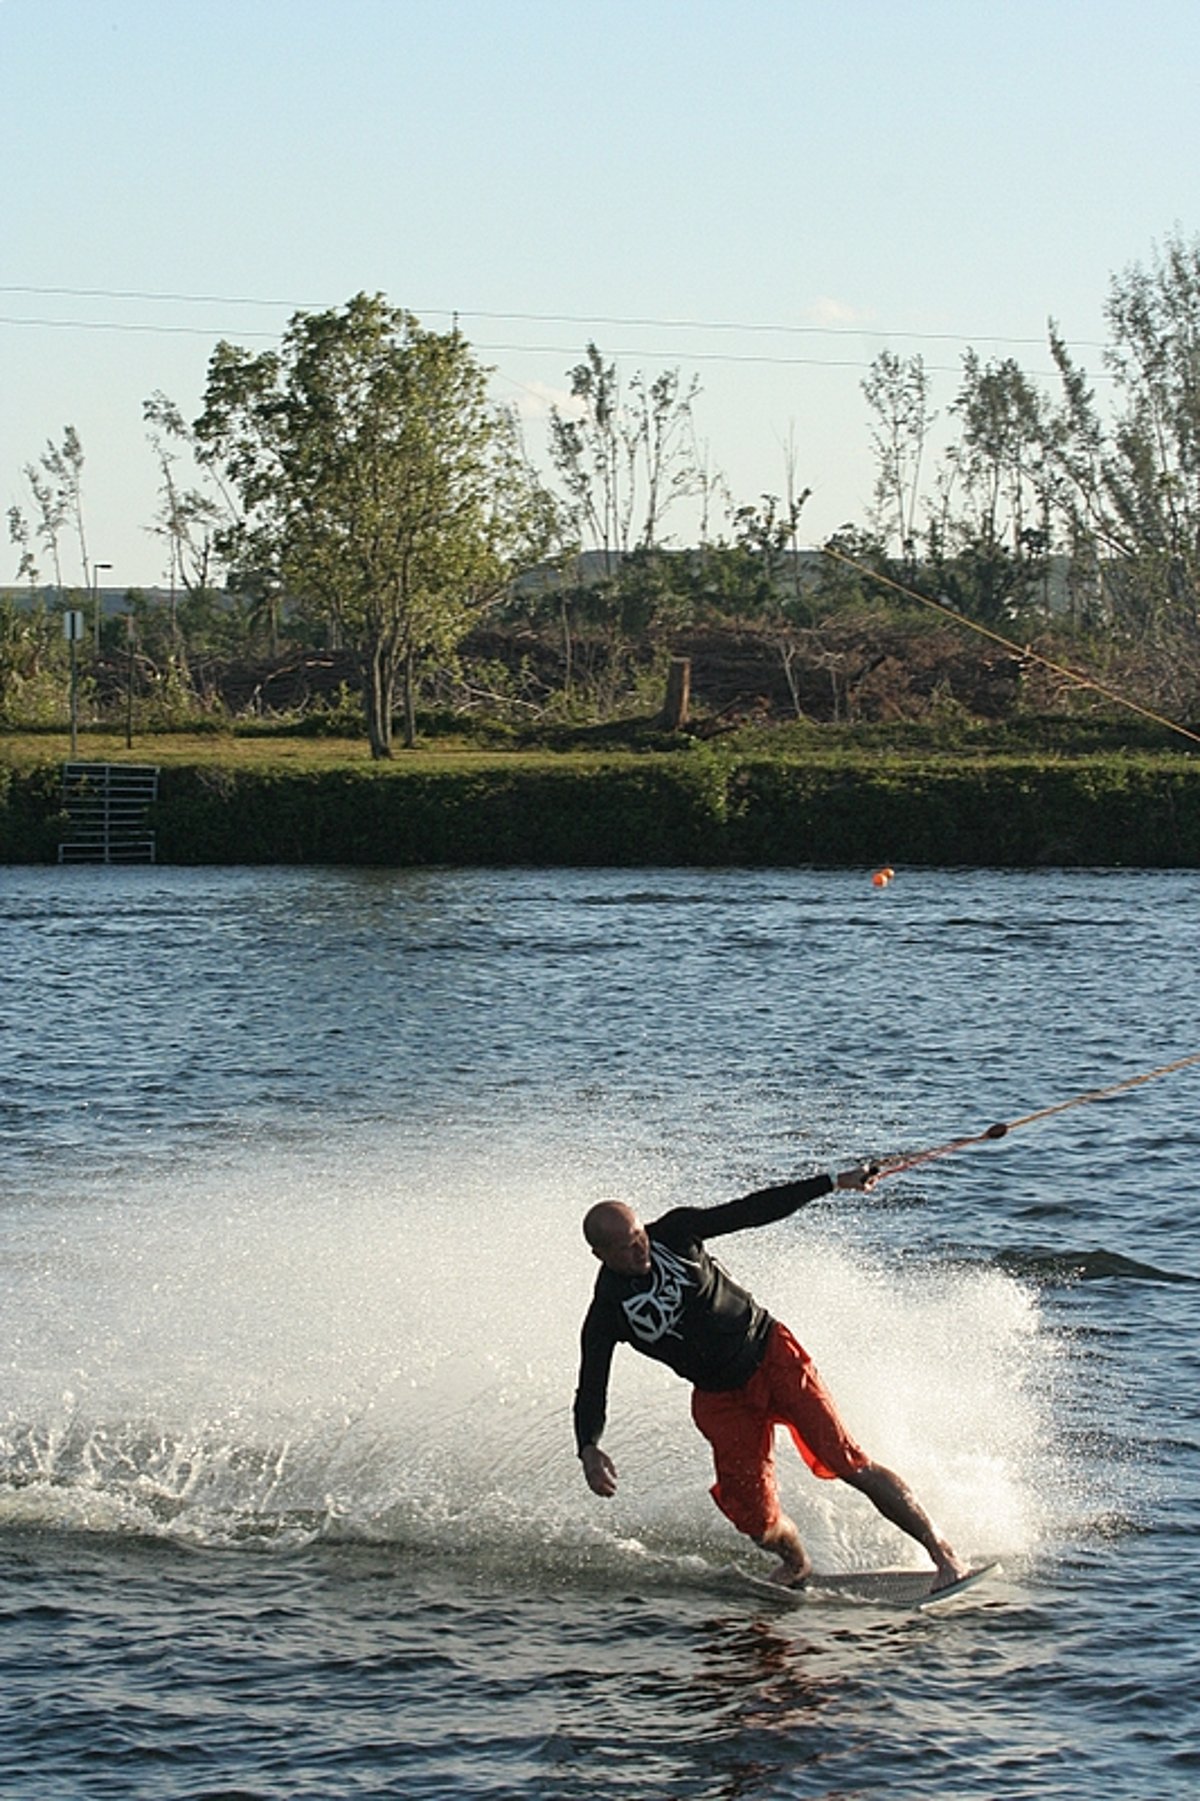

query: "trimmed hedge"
xmin=4 ymin=751 xmax=1200 ymax=866
xmin=725 ymin=757 xmax=1200 ymax=866
xmin=0 ymin=762 xmax=67 ymax=862
xmin=150 ymin=758 xmax=732 ymax=866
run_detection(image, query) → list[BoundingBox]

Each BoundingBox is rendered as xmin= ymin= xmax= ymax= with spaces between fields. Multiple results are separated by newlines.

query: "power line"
xmin=0 ymin=313 xmax=1109 ymax=383
xmin=0 ymin=312 xmax=280 ymax=341
xmin=459 ymin=307 xmax=1108 ymax=352
xmin=0 ymin=283 xmax=312 ymax=310
xmin=0 ymin=282 xmax=1113 ymax=355
xmin=476 ymin=339 xmax=1062 ymax=378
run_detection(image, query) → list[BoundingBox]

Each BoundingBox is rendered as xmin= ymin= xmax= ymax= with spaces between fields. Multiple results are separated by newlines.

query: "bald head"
xmin=583 ymin=1201 xmax=651 ymax=1275
xmin=583 ymin=1201 xmax=637 ymax=1248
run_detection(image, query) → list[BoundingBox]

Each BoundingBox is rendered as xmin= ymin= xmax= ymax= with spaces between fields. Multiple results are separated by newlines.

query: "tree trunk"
xmin=661 ymin=655 xmax=691 ymax=730
xmin=560 ymin=595 xmax=573 ymax=699
xmin=363 ymin=640 xmax=395 ymax=759
xmin=402 ymin=648 xmax=418 ymax=748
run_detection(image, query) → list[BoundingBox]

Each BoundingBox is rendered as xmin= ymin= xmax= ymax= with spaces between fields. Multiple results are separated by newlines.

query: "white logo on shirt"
xmin=622 ymin=1242 xmax=696 ymax=1345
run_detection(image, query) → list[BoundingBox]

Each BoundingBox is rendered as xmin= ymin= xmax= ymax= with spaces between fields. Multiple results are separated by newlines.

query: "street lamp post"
xmin=91 ymin=561 xmax=112 ymax=656
xmin=125 ymin=611 xmax=136 ymax=749
xmin=63 ymin=609 xmax=86 ymax=756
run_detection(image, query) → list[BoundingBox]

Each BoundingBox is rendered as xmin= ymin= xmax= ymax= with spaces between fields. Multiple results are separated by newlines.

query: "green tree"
xmin=689 ymin=539 xmax=778 ymax=622
xmin=812 ymin=525 xmax=890 ymax=612
xmin=144 ymin=393 xmax=226 ymax=609
xmin=194 ymin=293 xmax=548 ymax=754
xmin=930 ymin=352 xmax=1052 ymax=622
xmin=7 ymin=504 xmax=38 ymax=588
xmin=9 ymin=440 xmax=70 ymax=599
xmin=727 ymin=490 xmax=812 ymax=622
xmin=48 ymin=427 xmax=90 ymax=591
xmin=538 ymin=346 xmax=701 ymax=711
xmin=862 ymin=349 xmax=935 ymax=566
xmin=1047 ymin=231 xmax=1200 ymax=635
xmin=548 ymin=343 xmax=700 ymax=571
xmin=0 ymin=589 xmax=63 ymax=724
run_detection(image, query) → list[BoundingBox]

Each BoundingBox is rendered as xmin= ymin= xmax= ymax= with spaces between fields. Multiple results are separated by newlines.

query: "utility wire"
xmin=0 ymin=282 xmax=1114 ymax=357
xmin=0 ymin=312 xmax=280 ymax=341
xmin=0 ymin=313 xmax=1108 ymax=381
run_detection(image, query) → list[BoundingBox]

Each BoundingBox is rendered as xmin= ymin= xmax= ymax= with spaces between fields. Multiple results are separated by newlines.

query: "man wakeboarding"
xmin=573 ymin=1164 xmax=969 ymax=1590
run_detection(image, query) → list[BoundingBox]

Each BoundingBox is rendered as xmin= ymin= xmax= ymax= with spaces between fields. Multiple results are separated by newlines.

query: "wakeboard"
xmin=741 ymin=1560 xmax=1001 ymax=1610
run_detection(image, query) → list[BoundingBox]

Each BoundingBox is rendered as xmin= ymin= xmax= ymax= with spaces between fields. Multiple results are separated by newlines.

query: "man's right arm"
xmin=574 ymin=1302 xmax=620 ymax=1493
xmin=580 ymin=1443 xmax=618 ymax=1496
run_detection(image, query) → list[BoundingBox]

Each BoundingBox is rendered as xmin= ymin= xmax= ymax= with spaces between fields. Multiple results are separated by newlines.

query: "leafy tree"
xmin=862 ymin=350 xmax=935 ymax=565
xmin=1046 ymin=231 xmax=1200 ymax=635
xmin=929 ymin=353 xmax=1052 ymax=622
xmin=691 ymin=433 xmax=733 ymax=548
xmin=9 ymin=441 xmax=70 ymax=599
xmin=689 ymin=539 xmax=779 ymax=623
xmin=144 ymin=393 xmax=228 ymax=613
xmin=537 ymin=346 xmax=701 ymax=706
xmin=721 ymin=490 xmax=813 ymax=624
xmin=194 ymin=293 xmax=550 ymax=753
xmin=7 ymin=504 xmax=38 ymax=588
xmin=598 ymin=547 xmax=694 ymax=642
xmin=45 ymin=427 xmax=90 ymax=594
xmin=811 ymin=525 xmax=891 ymax=612
xmin=548 ymin=343 xmax=700 ymax=571
xmin=7 ymin=426 xmax=96 ymax=683
xmin=0 ymin=590 xmax=63 ymax=723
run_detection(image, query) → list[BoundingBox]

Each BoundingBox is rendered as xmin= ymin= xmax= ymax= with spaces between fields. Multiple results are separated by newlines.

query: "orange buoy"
xmin=871 ymin=870 xmax=889 ymax=887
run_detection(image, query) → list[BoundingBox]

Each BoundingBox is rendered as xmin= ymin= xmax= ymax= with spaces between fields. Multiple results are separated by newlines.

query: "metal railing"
xmin=59 ymin=763 xmax=160 ymax=864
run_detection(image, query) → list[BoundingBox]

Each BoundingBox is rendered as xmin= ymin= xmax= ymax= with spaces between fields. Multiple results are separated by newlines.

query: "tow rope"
xmin=873 ymin=1051 xmax=1200 ymax=1178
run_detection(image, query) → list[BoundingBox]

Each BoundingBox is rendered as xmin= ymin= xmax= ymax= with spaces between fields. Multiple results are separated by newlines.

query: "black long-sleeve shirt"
xmin=572 ymin=1172 xmax=834 ymax=1454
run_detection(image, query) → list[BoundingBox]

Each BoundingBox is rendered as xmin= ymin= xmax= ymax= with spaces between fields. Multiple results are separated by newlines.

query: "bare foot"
xmin=765 ymin=1546 xmax=813 ymax=1588
xmin=756 ymin=1515 xmax=812 ymax=1588
xmin=928 ymin=1541 xmax=971 ymax=1591
xmin=767 ymin=1561 xmax=812 ymax=1589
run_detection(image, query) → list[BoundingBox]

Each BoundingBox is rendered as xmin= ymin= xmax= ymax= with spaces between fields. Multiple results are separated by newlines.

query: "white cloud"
xmin=805 ymin=296 xmax=877 ymax=329
xmin=500 ymin=376 xmax=585 ymax=422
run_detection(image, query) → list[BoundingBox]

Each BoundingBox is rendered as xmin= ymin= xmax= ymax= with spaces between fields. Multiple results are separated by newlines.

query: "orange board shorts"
xmin=690 ymin=1321 xmax=869 ymax=1539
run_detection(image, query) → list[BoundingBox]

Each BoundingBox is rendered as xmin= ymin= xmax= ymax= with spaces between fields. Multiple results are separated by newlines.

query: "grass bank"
xmin=4 ymin=731 xmax=1200 ymax=866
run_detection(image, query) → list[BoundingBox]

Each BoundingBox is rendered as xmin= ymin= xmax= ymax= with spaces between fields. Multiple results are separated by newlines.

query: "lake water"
xmin=1 ymin=864 xmax=1198 ymax=1799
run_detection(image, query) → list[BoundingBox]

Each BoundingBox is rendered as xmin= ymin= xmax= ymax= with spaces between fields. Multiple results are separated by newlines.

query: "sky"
xmin=3 ymin=0 xmax=1199 ymax=590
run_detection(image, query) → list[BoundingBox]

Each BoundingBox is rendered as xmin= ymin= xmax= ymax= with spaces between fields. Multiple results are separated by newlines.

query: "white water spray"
xmin=0 ymin=1123 xmax=1083 ymax=1578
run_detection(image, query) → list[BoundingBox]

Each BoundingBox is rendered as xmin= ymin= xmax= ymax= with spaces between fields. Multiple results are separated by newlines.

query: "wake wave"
xmin=0 ymin=1130 xmax=1121 ymax=1569
xmin=995 ymin=1246 xmax=1199 ymax=1285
